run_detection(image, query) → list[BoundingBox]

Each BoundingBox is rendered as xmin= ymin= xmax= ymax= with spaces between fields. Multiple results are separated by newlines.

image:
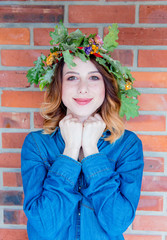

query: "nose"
xmin=77 ymin=80 xmax=88 ymax=94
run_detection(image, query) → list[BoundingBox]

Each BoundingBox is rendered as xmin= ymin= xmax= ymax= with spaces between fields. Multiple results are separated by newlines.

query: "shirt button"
xmin=79 ymin=186 xmax=81 ymax=190
xmin=78 ymin=212 xmax=81 ymax=216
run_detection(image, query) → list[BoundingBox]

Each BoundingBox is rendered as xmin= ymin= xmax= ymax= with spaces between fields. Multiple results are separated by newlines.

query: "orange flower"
xmin=46 ymin=54 xmax=54 ymax=66
xmin=46 ymin=52 xmax=59 ymax=66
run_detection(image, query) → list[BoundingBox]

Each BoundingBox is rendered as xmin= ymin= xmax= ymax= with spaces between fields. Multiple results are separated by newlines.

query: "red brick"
xmin=0 ymin=112 xmax=30 ymax=129
xmin=69 ymin=5 xmax=135 ymax=23
xmin=4 ymin=209 xmax=27 ymax=225
xmin=111 ymin=49 xmax=133 ymax=67
xmin=138 ymin=94 xmax=167 ymax=111
xmin=0 ymin=153 xmax=21 ymax=168
xmin=34 ymin=28 xmax=98 ymax=46
xmin=138 ymin=50 xmax=167 ymax=68
xmin=0 ymin=229 xmax=28 ymax=240
xmin=1 ymin=91 xmax=44 ymax=108
xmin=116 ymin=27 xmax=167 ymax=45
xmin=140 ymin=5 xmax=167 ymax=24
xmin=133 ymin=215 xmax=167 ymax=231
xmin=0 ymin=191 xmax=23 ymax=206
xmin=3 ymin=172 xmax=22 ymax=187
xmin=125 ymin=115 xmax=165 ymax=132
xmin=0 ymin=28 xmax=30 ymax=45
xmin=0 ymin=5 xmax=64 ymax=23
xmin=1 ymin=49 xmax=49 ymax=67
xmin=144 ymin=157 xmax=164 ymax=172
xmin=139 ymin=135 xmax=167 ymax=152
xmin=2 ymin=133 xmax=27 ymax=149
xmin=34 ymin=112 xmax=44 ymax=128
xmin=142 ymin=176 xmax=167 ymax=192
xmin=124 ymin=235 xmax=161 ymax=240
xmin=132 ymin=72 xmax=167 ymax=88
xmin=0 ymin=71 xmax=29 ymax=88
xmin=137 ymin=195 xmax=163 ymax=211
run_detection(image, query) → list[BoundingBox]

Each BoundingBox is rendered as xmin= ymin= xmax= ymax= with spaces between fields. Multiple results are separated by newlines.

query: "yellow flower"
xmin=46 ymin=54 xmax=54 ymax=66
xmin=125 ymin=81 xmax=132 ymax=90
xmin=90 ymin=51 xmax=94 ymax=54
xmin=92 ymin=45 xmax=96 ymax=50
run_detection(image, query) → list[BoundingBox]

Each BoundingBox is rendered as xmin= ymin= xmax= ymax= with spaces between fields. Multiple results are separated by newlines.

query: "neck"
xmin=66 ymin=109 xmax=90 ymax=123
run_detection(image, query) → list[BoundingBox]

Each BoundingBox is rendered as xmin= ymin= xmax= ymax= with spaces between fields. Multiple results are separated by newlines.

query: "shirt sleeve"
xmin=81 ymin=136 xmax=144 ymax=236
xmin=21 ymin=133 xmax=82 ymax=238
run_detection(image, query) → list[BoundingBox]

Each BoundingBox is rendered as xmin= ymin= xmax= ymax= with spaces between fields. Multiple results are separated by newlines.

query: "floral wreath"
xmin=27 ymin=21 xmax=140 ymax=120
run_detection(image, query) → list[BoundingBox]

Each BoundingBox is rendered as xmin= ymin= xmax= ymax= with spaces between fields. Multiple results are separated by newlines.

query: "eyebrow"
xmin=64 ymin=70 xmax=100 ymax=75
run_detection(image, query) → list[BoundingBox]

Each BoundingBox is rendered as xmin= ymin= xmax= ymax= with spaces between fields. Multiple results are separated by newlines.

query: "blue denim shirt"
xmin=21 ymin=127 xmax=144 ymax=240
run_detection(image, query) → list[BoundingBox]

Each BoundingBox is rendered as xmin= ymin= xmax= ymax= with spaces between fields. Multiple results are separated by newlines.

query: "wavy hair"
xmin=40 ymin=56 xmax=124 ymax=144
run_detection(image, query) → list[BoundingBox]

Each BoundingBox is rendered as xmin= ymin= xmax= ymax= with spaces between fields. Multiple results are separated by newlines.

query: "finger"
xmin=94 ymin=113 xmax=103 ymax=121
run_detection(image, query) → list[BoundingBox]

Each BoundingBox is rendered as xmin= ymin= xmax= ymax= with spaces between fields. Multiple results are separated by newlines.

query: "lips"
xmin=73 ymin=98 xmax=93 ymax=105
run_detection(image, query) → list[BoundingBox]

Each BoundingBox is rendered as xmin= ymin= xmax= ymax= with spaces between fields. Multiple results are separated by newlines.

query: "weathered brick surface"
xmin=132 ymin=72 xmax=167 ymax=88
xmin=3 ymin=172 xmax=22 ymax=187
xmin=0 ymin=229 xmax=28 ymax=240
xmin=4 ymin=210 xmax=27 ymax=225
xmin=0 ymin=28 xmax=30 ymax=45
xmin=105 ymin=27 xmax=167 ymax=45
xmin=139 ymin=5 xmax=167 ymax=23
xmin=0 ymin=71 xmax=30 ymax=88
xmin=0 ymin=5 xmax=64 ymax=23
xmin=1 ymin=49 xmax=50 ymax=67
xmin=0 ymin=112 xmax=30 ymax=129
xmin=137 ymin=195 xmax=163 ymax=211
xmin=0 ymin=191 xmax=23 ymax=206
xmin=0 ymin=153 xmax=21 ymax=168
xmin=2 ymin=133 xmax=28 ymax=149
xmin=138 ymin=50 xmax=167 ymax=68
xmin=133 ymin=215 xmax=167 ymax=231
xmin=144 ymin=157 xmax=164 ymax=172
xmin=69 ymin=5 xmax=135 ymax=23
xmin=1 ymin=91 xmax=44 ymax=108
xmin=125 ymin=115 xmax=166 ymax=132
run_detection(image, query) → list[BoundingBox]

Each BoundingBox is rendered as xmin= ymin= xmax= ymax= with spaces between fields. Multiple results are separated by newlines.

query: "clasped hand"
xmin=59 ymin=113 xmax=106 ymax=160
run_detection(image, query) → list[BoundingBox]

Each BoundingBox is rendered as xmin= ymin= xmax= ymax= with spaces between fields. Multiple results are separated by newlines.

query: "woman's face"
xmin=62 ymin=57 xmax=105 ymax=122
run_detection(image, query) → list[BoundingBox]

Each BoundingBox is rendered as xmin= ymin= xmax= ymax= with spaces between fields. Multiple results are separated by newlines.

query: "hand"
xmin=82 ymin=114 xmax=106 ymax=157
xmin=59 ymin=114 xmax=83 ymax=160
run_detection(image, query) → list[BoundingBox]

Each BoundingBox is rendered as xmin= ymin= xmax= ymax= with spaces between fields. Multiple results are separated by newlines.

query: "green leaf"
xmin=67 ymin=29 xmax=85 ymax=46
xmin=50 ymin=22 xmax=68 ymax=45
xmin=62 ymin=50 xmax=76 ymax=69
xmin=39 ymin=67 xmax=54 ymax=90
xmin=75 ymin=50 xmax=88 ymax=62
xmin=103 ymin=24 xmax=119 ymax=52
xmin=125 ymin=88 xmax=140 ymax=98
xmin=119 ymin=94 xmax=140 ymax=120
xmin=26 ymin=54 xmax=46 ymax=85
xmin=61 ymin=43 xmax=77 ymax=52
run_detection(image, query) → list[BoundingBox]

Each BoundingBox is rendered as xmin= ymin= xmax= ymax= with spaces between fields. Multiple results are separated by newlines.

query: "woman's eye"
xmin=90 ymin=76 xmax=100 ymax=80
xmin=67 ymin=76 xmax=77 ymax=81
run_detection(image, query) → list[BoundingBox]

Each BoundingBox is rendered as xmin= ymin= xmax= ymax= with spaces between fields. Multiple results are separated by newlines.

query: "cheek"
xmin=96 ymin=82 xmax=105 ymax=99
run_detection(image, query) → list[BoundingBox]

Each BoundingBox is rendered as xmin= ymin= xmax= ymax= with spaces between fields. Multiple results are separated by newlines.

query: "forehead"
xmin=63 ymin=57 xmax=98 ymax=75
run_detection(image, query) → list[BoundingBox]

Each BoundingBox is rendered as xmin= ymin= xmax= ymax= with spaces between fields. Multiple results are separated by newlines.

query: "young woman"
xmin=21 ymin=24 xmax=144 ymax=240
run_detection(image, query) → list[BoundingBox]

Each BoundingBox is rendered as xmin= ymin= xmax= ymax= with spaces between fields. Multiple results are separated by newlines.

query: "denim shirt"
xmin=21 ymin=127 xmax=144 ymax=240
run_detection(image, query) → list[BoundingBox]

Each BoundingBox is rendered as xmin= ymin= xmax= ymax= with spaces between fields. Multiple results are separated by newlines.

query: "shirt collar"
xmin=50 ymin=126 xmax=111 ymax=138
xmin=50 ymin=126 xmax=59 ymax=138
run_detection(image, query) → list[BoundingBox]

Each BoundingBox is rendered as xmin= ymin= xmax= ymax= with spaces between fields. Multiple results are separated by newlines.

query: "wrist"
xmin=63 ymin=146 xmax=80 ymax=161
xmin=83 ymin=145 xmax=99 ymax=157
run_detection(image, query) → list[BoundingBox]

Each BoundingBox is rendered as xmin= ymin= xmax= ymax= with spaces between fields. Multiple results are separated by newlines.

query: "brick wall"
xmin=0 ymin=0 xmax=167 ymax=239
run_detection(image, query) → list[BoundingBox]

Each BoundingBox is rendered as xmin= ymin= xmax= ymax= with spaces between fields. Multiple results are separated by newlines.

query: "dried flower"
xmin=94 ymin=35 xmax=103 ymax=46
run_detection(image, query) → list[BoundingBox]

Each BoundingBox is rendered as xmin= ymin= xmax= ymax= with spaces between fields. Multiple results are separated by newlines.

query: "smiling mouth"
xmin=73 ymin=98 xmax=93 ymax=105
